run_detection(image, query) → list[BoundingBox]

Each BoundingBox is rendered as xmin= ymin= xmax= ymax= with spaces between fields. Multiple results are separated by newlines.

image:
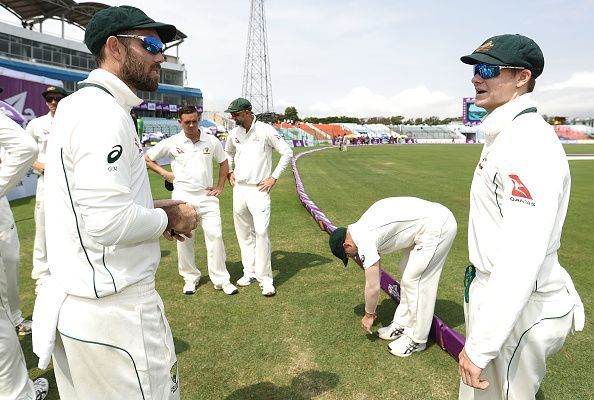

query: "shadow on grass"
xmin=271 ymin=250 xmax=332 ymax=288
xmin=225 ymin=370 xmax=339 ymax=400
xmin=435 ymin=299 xmax=464 ymax=327
xmin=173 ymin=336 xmax=190 ymax=354
xmin=225 ymin=251 xmax=333 ymax=289
xmin=161 ymin=249 xmax=171 ymax=258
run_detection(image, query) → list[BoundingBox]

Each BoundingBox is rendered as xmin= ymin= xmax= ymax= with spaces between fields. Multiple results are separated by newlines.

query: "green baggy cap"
xmin=225 ymin=98 xmax=252 ymax=113
xmin=329 ymin=227 xmax=349 ymax=267
xmin=460 ymin=34 xmax=544 ymax=78
xmin=84 ymin=5 xmax=177 ymax=55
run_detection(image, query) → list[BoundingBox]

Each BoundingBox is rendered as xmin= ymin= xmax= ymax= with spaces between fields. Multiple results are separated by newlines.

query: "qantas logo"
xmin=508 ymin=174 xmax=532 ymax=199
xmin=508 ymin=174 xmax=536 ymax=206
xmin=175 ymin=147 xmax=184 ymax=154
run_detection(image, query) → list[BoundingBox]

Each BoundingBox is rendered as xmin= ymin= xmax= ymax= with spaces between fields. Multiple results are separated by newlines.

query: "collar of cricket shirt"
xmin=478 ymin=93 xmax=536 ymax=139
xmin=82 ymin=68 xmax=143 ymax=112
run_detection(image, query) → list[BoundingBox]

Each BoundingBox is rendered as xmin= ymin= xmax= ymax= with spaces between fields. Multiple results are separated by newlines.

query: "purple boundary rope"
xmin=292 ymin=146 xmax=465 ymax=361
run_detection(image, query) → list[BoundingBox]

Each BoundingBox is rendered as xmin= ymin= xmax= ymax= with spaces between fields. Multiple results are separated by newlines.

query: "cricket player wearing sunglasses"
xmin=25 ymin=86 xmax=68 ymax=300
xmin=458 ymin=34 xmax=584 ymax=399
xmin=42 ymin=6 xmax=197 ymax=399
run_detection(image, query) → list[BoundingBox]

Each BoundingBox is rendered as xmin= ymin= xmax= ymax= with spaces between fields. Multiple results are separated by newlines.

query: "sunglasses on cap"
xmin=116 ymin=34 xmax=165 ymax=55
xmin=45 ymin=96 xmax=63 ymax=103
xmin=473 ymin=64 xmax=525 ymax=79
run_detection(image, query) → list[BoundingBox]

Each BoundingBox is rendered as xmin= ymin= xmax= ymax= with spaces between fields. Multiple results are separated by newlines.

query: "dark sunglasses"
xmin=473 ymin=64 xmax=525 ymax=79
xmin=116 ymin=34 xmax=165 ymax=55
xmin=45 ymin=96 xmax=63 ymax=103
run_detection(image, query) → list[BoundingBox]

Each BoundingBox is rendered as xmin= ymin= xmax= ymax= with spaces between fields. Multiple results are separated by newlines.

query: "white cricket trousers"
xmin=232 ymin=183 xmax=272 ymax=285
xmin=0 ymin=260 xmax=35 ymax=400
xmin=0 ymin=197 xmax=23 ymax=326
xmin=172 ymin=189 xmax=230 ymax=287
xmin=393 ymin=208 xmax=457 ymax=344
xmin=53 ymin=280 xmax=180 ymax=400
xmin=459 ymin=280 xmax=574 ymax=400
xmin=32 ymin=199 xmax=50 ymax=282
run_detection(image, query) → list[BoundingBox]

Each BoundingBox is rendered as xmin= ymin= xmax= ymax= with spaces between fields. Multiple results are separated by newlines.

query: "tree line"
xmin=256 ymin=106 xmax=461 ymax=126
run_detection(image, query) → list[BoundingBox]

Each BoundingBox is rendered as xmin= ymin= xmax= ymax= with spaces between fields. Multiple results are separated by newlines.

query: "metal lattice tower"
xmin=242 ymin=0 xmax=274 ymax=115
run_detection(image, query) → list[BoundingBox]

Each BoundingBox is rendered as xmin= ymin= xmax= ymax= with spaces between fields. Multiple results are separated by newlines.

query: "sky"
xmin=3 ymin=0 xmax=594 ymax=119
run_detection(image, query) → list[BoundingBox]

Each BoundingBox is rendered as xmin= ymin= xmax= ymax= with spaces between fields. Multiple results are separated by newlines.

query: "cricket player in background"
xmin=329 ymin=197 xmax=457 ymax=357
xmin=225 ymin=98 xmax=293 ymax=297
xmin=43 ymin=6 xmax=197 ymax=399
xmin=145 ymin=105 xmax=238 ymax=296
xmin=458 ymin=34 xmax=584 ymax=399
xmin=26 ymin=86 xmax=68 ymax=289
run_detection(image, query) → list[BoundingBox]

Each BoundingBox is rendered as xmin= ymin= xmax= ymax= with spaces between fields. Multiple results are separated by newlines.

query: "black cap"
xmin=460 ymin=34 xmax=544 ymax=79
xmin=329 ymin=227 xmax=348 ymax=267
xmin=84 ymin=6 xmax=177 ymax=55
xmin=42 ymin=86 xmax=68 ymax=98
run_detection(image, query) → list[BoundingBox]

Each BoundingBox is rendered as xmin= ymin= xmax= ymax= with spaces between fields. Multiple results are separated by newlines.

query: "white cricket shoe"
xmin=214 ymin=282 xmax=239 ymax=295
xmin=236 ymin=275 xmax=257 ymax=287
xmin=260 ymin=283 xmax=276 ymax=297
xmin=388 ymin=335 xmax=426 ymax=357
xmin=377 ymin=323 xmax=404 ymax=341
xmin=182 ymin=282 xmax=197 ymax=295
xmin=33 ymin=377 xmax=49 ymax=400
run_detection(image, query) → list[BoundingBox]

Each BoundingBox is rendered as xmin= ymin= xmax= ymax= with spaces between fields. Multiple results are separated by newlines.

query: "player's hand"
xmin=459 ymin=347 xmax=489 ymax=390
xmin=257 ymin=176 xmax=277 ymax=192
xmin=163 ymin=230 xmax=193 ymax=242
xmin=155 ymin=200 xmax=198 ymax=234
xmin=207 ymin=186 xmax=223 ymax=197
xmin=163 ymin=171 xmax=175 ymax=183
xmin=33 ymin=161 xmax=45 ymax=175
xmin=361 ymin=313 xmax=375 ymax=334
xmin=228 ymin=172 xmax=236 ymax=187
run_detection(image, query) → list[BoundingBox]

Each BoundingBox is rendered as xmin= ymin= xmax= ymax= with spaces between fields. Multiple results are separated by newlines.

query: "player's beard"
xmin=121 ymin=51 xmax=161 ymax=92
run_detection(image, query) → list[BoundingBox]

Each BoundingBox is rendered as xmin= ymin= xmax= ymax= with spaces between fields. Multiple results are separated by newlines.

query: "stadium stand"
xmin=312 ymin=123 xmax=351 ymax=139
xmin=297 ymin=123 xmax=330 ymax=140
xmin=554 ymin=125 xmax=594 ymax=140
xmin=399 ymin=125 xmax=455 ymax=140
xmin=0 ymin=1 xmax=202 ymax=129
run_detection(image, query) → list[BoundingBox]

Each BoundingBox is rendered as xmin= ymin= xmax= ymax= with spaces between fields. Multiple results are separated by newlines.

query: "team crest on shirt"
xmin=203 ymin=147 xmax=210 ymax=154
xmin=478 ymin=156 xmax=487 ymax=170
xmin=508 ymin=174 xmax=535 ymax=206
xmin=42 ymin=129 xmax=50 ymax=136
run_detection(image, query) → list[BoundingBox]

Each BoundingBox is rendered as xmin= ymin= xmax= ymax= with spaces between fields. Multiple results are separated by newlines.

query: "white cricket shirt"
xmin=146 ymin=129 xmax=226 ymax=193
xmin=25 ymin=112 xmax=53 ymax=197
xmin=225 ymin=118 xmax=293 ymax=184
xmin=348 ymin=197 xmax=453 ymax=269
xmin=44 ymin=69 xmax=168 ymax=299
xmin=465 ymin=93 xmax=572 ymax=368
xmin=0 ymin=113 xmax=37 ymax=230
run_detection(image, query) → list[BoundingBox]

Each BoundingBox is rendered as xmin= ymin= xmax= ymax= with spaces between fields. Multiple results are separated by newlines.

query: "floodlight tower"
xmin=242 ymin=0 xmax=274 ymax=115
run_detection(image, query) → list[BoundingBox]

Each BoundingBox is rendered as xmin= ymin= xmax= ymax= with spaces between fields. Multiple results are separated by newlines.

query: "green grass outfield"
xmin=13 ymin=143 xmax=593 ymax=399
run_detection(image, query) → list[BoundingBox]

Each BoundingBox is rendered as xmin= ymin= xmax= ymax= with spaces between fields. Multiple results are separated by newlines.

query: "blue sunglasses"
xmin=473 ymin=64 xmax=525 ymax=79
xmin=116 ymin=34 xmax=164 ymax=55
